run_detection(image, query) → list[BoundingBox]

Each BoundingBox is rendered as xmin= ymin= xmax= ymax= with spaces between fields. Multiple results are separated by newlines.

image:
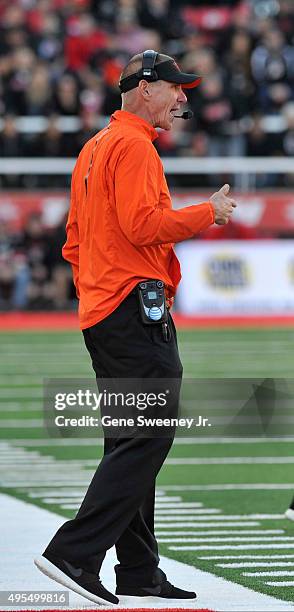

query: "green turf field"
xmin=0 ymin=328 xmax=294 ymax=603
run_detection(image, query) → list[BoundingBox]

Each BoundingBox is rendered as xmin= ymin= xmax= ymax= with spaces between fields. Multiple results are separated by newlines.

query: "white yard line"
xmin=169 ymin=544 xmax=294 ymax=551
xmin=1 ymin=405 xmax=42 ymax=412
xmin=0 ymin=419 xmax=43 ymax=427
xmin=141 ymin=508 xmax=221 ymax=514
xmin=267 ymin=582 xmax=294 ymax=587
xmin=165 ymin=457 xmax=294 ymax=464
xmin=2 ymin=480 xmax=93 ymax=487
xmin=1 ymin=493 xmax=293 ymax=612
xmin=217 ymin=563 xmax=294 ymax=568
xmin=41 ymin=499 xmax=200 ymax=506
xmin=5 ymin=455 xmax=294 ymax=468
xmin=160 ymin=537 xmax=294 ymax=543
xmin=155 ymin=530 xmax=284 ymax=536
xmin=3 ymin=439 xmax=106 ymax=446
xmin=27 ymin=490 xmax=166 ymax=499
xmin=155 ymin=522 xmax=261 ymax=527
xmin=201 ymin=555 xmax=294 ymax=560
xmin=160 ymin=484 xmax=294 ymax=490
xmin=244 ymin=571 xmax=294 ymax=577
xmin=0 ymin=389 xmax=42 ymax=397
xmin=155 ymin=502 xmax=204 ymax=507
xmin=156 ymin=514 xmax=285 ymax=521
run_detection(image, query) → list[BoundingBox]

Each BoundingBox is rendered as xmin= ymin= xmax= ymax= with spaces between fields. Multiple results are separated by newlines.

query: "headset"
xmin=141 ymin=50 xmax=158 ymax=82
xmin=119 ymin=50 xmax=160 ymax=93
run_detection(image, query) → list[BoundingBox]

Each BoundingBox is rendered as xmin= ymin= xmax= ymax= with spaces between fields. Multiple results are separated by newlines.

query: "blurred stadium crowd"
xmin=0 ymin=212 xmax=76 ymax=310
xmin=0 ymin=0 xmax=294 ymax=310
xmin=0 ymin=0 xmax=294 ymax=186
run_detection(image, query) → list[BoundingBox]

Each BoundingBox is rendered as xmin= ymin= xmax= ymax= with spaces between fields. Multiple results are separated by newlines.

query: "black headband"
xmin=119 ymin=58 xmax=202 ymax=93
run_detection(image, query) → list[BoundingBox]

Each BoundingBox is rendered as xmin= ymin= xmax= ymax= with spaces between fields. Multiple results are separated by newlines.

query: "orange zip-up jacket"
xmin=62 ymin=110 xmax=214 ymax=330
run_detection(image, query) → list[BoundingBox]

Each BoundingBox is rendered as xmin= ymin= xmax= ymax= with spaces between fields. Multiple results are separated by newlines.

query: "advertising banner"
xmin=176 ymin=240 xmax=294 ymax=314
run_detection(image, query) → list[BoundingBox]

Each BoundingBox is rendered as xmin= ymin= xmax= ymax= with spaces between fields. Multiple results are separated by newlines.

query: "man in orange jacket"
xmin=35 ymin=50 xmax=236 ymax=605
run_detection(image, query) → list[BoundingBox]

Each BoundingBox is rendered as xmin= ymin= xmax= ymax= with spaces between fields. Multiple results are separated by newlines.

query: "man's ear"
xmin=138 ymin=80 xmax=151 ymax=99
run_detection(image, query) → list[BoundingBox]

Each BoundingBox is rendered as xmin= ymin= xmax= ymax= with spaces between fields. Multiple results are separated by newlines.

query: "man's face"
xmin=148 ymin=81 xmax=188 ymax=130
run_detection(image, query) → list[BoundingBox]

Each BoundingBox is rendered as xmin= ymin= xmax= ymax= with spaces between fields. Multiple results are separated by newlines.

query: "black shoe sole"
xmin=34 ymin=556 xmax=118 ymax=606
xmin=116 ymin=587 xmax=197 ymax=600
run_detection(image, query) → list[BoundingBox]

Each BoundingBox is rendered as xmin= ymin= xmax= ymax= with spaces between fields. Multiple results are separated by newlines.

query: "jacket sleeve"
xmin=115 ymin=140 xmax=214 ymax=247
xmin=62 ymin=183 xmax=80 ymax=298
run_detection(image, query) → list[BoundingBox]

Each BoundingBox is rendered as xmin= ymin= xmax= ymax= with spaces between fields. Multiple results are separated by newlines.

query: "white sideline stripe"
xmin=155 ymin=522 xmax=261 ymax=527
xmin=1 ymin=494 xmax=293 ymax=612
xmin=169 ymin=544 xmax=294 ymax=551
xmin=217 ymin=563 xmax=294 ymax=568
xmin=155 ymin=530 xmax=284 ymax=536
xmin=160 ymin=536 xmax=294 ymax=543
xmin=165 ymin=456 xmax=294 ymax=464
xmin=160 ymin=484 xmax=294 ymax=491
xmin=244 ymin=571 xmax=294 ymax=577
xmin=200 ymin=555 xmax=294 ymax=560
xmin=266 ymin=581 xmax=294 ymax=587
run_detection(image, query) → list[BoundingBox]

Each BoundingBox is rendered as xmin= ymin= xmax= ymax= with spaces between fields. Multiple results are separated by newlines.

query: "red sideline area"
xmin=1 ymin=311 xmax=294 ymax=330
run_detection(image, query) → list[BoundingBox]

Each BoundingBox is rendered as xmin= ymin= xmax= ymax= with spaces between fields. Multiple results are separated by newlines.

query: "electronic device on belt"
xmin=137 ymin=279 xmax=168 ymax=325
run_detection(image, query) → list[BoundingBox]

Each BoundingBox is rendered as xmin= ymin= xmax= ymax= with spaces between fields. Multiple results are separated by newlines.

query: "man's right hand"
xmin=210 ymin=184 xmax=237 ymax=225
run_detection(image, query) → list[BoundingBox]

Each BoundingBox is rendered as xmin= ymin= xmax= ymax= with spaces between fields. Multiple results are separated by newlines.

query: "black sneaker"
xmin=116 ymin=580 xmax=196 ymax=599
xmin=34 ymin=552 xmax=118 ymax=605
xmin=285 ymin=497 xmax=294 ymax=521
xmin=285 ymin=508 xmax=294 ymax=521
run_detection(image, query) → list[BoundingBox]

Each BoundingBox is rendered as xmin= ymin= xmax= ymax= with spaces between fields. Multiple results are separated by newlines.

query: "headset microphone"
xmin=174 ymin=110 xmax=194 ymax=120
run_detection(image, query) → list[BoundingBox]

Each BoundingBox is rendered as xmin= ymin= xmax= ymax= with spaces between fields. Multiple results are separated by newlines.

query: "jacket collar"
xmin=111 ymin=110 xmax=158 ymax=142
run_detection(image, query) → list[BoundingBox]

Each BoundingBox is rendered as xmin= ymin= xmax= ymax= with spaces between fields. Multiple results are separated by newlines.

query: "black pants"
xmin=44 ymin=292 xmax=183 ymax=587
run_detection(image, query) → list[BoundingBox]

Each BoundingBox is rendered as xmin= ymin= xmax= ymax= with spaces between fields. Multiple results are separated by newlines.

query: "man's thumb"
xmin=220 ymin=183 xmax=230 ymax=195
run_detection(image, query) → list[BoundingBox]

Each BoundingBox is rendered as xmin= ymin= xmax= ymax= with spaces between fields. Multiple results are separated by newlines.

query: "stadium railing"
xmin=0 ymin=157 xmax=293 ymax=190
